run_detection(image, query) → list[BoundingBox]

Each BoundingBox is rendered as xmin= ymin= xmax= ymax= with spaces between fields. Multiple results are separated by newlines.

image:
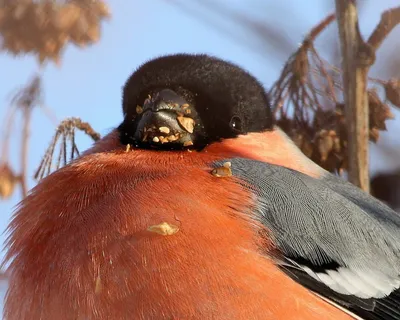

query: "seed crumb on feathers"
xmin=211 ymin=162 xmax=232 ymax=177
xmin=147 ymin=222 xmax=180 ymax=236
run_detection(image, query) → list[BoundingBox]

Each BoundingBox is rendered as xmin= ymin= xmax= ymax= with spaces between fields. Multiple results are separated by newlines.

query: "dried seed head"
xmin=370 ymin=127 xmax=380 ymax=143
xmin=293 ymin=46 xmax=310 ymax=83
xmin=54 ymin=3 xmax=81 ymax=30
xmin=2 ymin=0 xmax=110 ymax=64
xmin=211 ymin=162 xmax=232 ymax=178
xmin=87 ymin=24 xmax=101 ymax=43
xmin=147 ymin=222 xmax=179 ymax=236
xmin=369 ymin=89 xmax=394 ymax=132
xmin=316 ymin=130 xmax=334 ymax=162
xmin=333 ymin=136 xmax=341 ymax=153
xmin=94 ymin=1 xmax=111 ymax=19
xmin=0 ymin=164 xmax=17 ymax=199
xmin=384 ymin=79 xmax=400 ymax=108
xmin=177 ymin=116 xmax=195 ymax=133
xmin=292 ymin=133 xmax=313 ymax=158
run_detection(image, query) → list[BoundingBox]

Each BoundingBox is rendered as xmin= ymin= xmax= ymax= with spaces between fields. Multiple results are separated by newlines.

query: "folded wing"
xmin=215 ymin=158 xmax=400 ymax=320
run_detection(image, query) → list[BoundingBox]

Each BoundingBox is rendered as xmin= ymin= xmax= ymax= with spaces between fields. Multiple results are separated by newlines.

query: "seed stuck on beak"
xmin=138 ymin=110 xmax=197 ymax=147
xmin=159 ymin=127 xmax=170 ymax=134
xmin=177 ymin=116 xmax=195 ymax=133
xmin=136 ymin=105 xmax=143 ymax=114
xmin=131 ymin=89 xmax=202 ymax=149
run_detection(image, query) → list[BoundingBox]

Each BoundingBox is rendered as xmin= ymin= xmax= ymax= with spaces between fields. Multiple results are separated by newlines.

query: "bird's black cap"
xmin=119 ymin=53 xmax=274 ymax=150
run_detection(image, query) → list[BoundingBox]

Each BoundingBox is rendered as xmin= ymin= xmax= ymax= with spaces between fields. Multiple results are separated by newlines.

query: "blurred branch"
xmin=335 ymin=0 xmax=372 ymax=192
xmin=20 ymin=107 xmax=32 ymax=198
xmin=306 ymin=13 xmax=336 ymax=42
xmin=0 ymin=75 xmax=51 ymax=200
xmin=0 ymin=105 xmax=17 ymax=163
xmin=368 ymin=6 xmax=400 ymax=51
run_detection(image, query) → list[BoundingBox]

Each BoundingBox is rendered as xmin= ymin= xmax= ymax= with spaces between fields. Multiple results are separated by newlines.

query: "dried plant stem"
xmin=306 ymin=13 xmax=336 ymax=42
xmin=368 ymin=6 xmax=400 ymax=50
xmin=20 ymin=107 xmax=32 ymax=198
xmin=335 ymin=0 xmax=371 ymax=192
xmin=335 ymin=3 xmax=400 ymax=192
xmin=0 ymin=105 xmax=17 ymax=163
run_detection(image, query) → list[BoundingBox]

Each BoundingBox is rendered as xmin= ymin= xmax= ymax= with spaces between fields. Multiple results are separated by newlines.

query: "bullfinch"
xmin=3 ymin=54 xmax=400 ymax=320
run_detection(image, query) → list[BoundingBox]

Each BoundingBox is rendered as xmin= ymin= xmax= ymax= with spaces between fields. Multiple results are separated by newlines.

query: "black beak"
xmin=132 ymin=89 xmax=198 ymax=148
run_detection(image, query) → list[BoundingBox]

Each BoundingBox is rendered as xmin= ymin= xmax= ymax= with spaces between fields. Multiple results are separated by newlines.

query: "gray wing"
xmin=213 ymin=158 xmax=400 ymax=320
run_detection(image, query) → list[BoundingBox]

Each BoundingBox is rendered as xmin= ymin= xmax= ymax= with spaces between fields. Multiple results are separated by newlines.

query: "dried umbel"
xmin=0 ymin=164 xmax=18 ymax=199
xmin=315 ymin=130 xmax=340 ymax=162
xmin=369 ymin=89 xmax=395 ymax=142
xmin=269 ymin=19 xmax=398 ymax=174
xmin=0 ymin=0 xmax=111 ymax=64
xmin=274 ymin=86 xmax=395 ymax=173
xmin=34 ymin=117 xmax=100 ymax=181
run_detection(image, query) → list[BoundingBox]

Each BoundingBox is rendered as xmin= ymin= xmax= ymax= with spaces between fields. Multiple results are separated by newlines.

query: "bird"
xmin=3 ymin=53 xmax=400 ymax=320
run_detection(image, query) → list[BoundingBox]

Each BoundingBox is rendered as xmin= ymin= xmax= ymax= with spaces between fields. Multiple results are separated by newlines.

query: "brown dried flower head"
xmin=0 ymin=0 xmax=111 ymax=64
xmin=0 ymin=164 xmax=18 ymax=199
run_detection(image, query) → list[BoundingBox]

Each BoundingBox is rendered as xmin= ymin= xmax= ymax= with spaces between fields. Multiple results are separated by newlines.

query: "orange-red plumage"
xmin=4 ymin=130 xmax=353 ymax=320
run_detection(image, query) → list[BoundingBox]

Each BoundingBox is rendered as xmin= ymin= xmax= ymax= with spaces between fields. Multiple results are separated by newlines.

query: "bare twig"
xmin=39 ymin=103 xmax=59 ymax=125
xmin=367 ymin=7 xmax=400 ymax=51
xmin=305 ymin=13 xmax=336 ymax=42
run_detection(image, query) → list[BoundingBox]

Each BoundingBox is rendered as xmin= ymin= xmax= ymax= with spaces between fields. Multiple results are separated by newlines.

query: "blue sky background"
xmin=0 ymin=0 xmax=399 ymax=288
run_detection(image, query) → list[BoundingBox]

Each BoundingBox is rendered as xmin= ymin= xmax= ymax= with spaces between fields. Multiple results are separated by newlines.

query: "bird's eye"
xmin=229 ymin=116 xmax=243 ymax=132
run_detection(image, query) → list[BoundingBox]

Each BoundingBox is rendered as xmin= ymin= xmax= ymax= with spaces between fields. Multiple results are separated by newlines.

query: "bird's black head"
xmin=118 ymin=53 xmax=274 ymax=150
